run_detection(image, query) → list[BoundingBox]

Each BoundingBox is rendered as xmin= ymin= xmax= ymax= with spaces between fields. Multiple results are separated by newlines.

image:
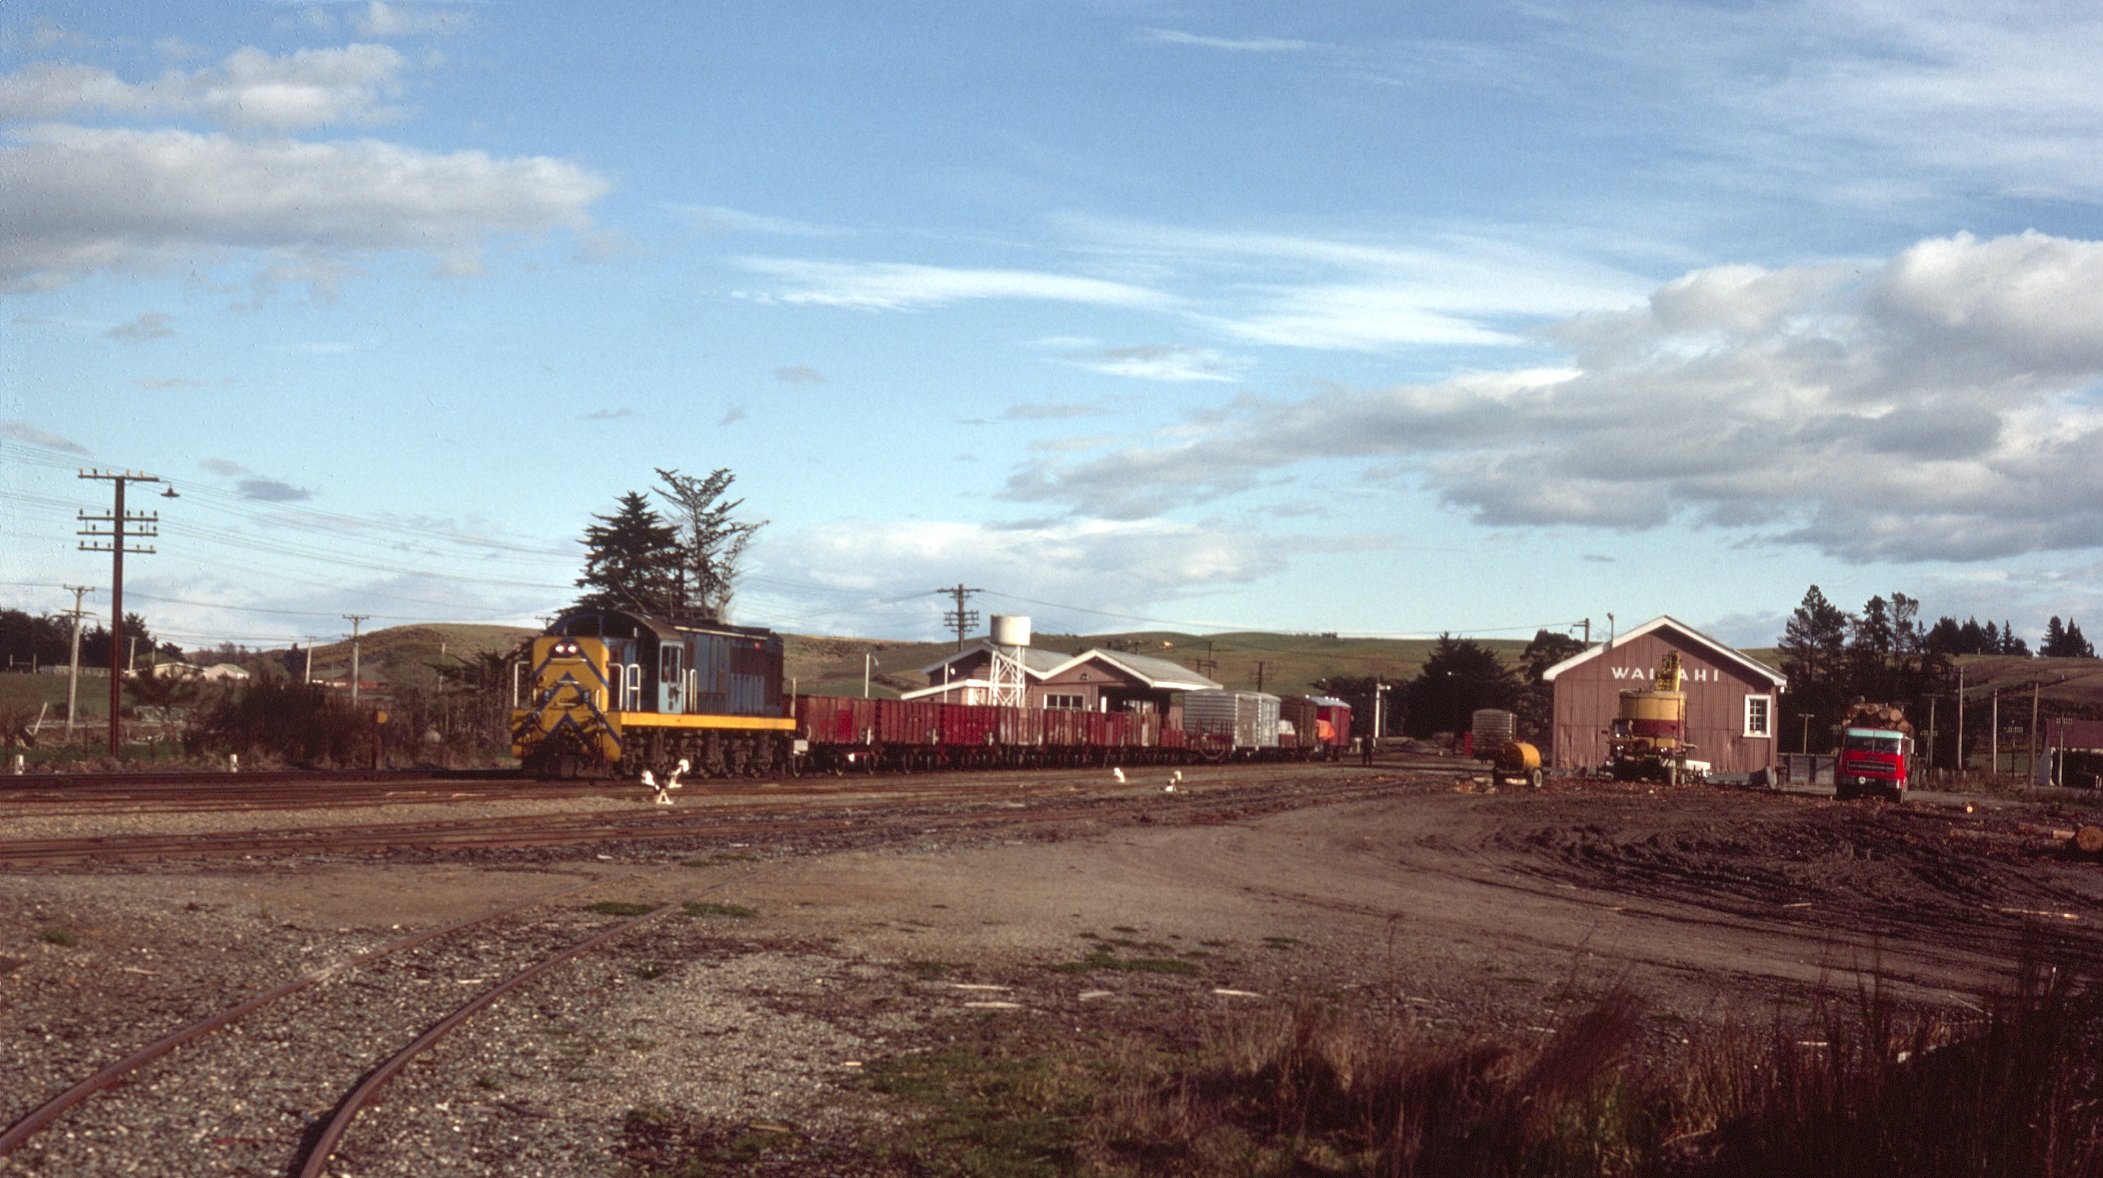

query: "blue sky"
xmin=6 ymin=1 xmax=2103 ymax=655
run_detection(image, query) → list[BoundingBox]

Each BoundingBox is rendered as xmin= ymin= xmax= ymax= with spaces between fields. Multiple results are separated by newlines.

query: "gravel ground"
xmin=8 ymin=772 xmax=2103 ymax=1175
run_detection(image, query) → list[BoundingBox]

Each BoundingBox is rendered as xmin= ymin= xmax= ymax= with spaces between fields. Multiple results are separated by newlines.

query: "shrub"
xmin=187 ymin=680 xmax=364 ymax=767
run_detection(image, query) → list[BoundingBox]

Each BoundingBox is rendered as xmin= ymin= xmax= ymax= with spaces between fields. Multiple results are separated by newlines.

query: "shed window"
xmin=1744 ymin=693 xmax=1774 ymax=738
xmin=1044 ymin=693 xmax=1085 ymax=710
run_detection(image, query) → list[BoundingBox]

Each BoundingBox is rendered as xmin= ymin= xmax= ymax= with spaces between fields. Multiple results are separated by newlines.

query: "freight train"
xmin=509 ymin=605 xmax=1352 ymax=779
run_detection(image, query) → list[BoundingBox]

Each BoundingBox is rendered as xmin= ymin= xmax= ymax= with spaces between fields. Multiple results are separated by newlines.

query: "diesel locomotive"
xmin=509 ymin=605 xmax=794 ymax=778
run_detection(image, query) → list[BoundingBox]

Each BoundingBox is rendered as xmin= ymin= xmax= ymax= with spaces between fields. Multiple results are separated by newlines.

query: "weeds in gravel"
xmin=860 ymin=955 xmax=2103 ymax=1178
xmin=587 ymin=900 xmax=658 ymax=917
xmin=1081 ymin=986 xmax=1661 ymax=1177
xmin=1047 ymin=947 xmax=1200 ymax=976
xmin=867 ymin=1041 xmax=1097 ymax=1176
xmin=682 ymin=900 xmax=757 ymax=919
xmin=38 ymin=926 xmax=77 ymax=947
xmin=679 ymin=851 xmax=759 ymax=867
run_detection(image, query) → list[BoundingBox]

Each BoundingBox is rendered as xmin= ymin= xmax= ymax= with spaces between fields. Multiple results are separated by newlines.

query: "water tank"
xmin=990 ymin=615 xmax=1032 ymax=647
xmin=1471 ymin=709 xmax=1517 ymax=747
xmin=1618 ymin=689 xmax=1686 ymax=739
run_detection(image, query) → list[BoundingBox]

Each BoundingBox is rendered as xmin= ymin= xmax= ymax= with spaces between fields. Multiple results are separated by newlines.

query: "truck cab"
xmin=1836 ymin=726 xmax=1911 ymax=801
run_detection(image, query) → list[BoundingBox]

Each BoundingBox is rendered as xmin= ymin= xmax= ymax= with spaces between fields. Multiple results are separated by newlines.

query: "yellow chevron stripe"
xmin=614 ymin=712 xmax=797 ymax=732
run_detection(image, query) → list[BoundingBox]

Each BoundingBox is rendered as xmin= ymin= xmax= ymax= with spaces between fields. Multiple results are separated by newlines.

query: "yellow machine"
xmin=1484 ymin=738 xmax=1544 ymax=788
xmin=1607 ymin=652 xmax=1698 ymax=784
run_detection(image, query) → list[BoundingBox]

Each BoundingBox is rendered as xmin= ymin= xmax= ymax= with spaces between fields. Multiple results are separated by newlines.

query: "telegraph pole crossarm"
xmin=933 ymin=584 xmax=982 ymax=650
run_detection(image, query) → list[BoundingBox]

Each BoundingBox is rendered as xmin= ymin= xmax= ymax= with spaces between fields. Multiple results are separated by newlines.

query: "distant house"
xmin=909 ymin=641 xmax=1221 ymax=713
xmin=146 ymin=661 xmax=249 ymax=682
xmin=1541 ymin=615 xmax=1786 ymax=778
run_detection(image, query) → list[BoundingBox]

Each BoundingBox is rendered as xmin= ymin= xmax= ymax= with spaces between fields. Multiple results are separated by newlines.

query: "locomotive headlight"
xmin=552 ymin=640 xmax=581 ymax=658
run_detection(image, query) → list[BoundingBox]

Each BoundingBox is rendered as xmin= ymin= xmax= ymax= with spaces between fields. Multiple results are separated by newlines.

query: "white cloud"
xmin=353 ymin=2 xmax=470 ymax=38
xmin=0 ymin=126 xmax=609 ymax=291
xmin=1005 ymin=231 xmax=2103 ymax=564
xmin=1139 ymin=29 xmax=1314 ymax=53
xmin=677 ymin=204 xmax=840 ymax=237
xmin=1062 ymin=215 xmax=1654 ymax=353
xmin=1550 ymin=1 xmax=2103 ymax=206
xmin=1054 ymin=342 xmax=1247 ymax=383
xmin=738 ymin=258 xmax=1171 ymax=312
xmin=762 ymin=517 xmax=1294 ymax=633
xmin=0 ymin=44 xmax=412 ymax=131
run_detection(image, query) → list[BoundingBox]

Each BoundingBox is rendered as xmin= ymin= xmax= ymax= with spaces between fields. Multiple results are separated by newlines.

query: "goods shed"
xmin=1542 ymin=615 xmax=1786 ymax=778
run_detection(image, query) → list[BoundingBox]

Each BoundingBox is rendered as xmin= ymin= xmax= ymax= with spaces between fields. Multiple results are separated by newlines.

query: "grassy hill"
xmin=782 ymin=629 xmax=1530 ymax=699
xmin=285 ymin=624 xmax=538 ymax=689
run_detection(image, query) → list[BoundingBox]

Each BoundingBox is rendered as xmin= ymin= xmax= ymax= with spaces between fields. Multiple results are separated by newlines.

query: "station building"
xmin=1542 ymin=615 xmax=1786 ymax=778
xmin=907 ymin=640 xmax=1221 ymax=714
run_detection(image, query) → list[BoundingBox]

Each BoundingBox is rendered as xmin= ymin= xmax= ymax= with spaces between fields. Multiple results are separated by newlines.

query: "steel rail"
xmin=0 ymin=871 xmax=636 ymax=1160
xmin=295 ymin=901 xmax=684 ymax=1177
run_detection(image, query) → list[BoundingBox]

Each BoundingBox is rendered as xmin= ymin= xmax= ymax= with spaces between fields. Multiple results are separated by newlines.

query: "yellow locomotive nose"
xmin=512 ymin=634 xmax=623 ymax=774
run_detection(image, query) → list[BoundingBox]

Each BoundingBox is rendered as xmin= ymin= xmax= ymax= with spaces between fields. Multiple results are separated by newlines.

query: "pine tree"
xmin=652 ymin=467 xmax=765 ymax=621
xmin=1403 ymin=634 xmax=1522 ymax=740
xmin=574 ymin=491 xmax=680 ymax=612
xmin=1780 ymin=585 xmax=1852 ymax=688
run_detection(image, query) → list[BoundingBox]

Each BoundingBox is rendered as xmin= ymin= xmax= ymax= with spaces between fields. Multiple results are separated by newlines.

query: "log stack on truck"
xmin=1835 ymin=701 xmax=1913 ymax=802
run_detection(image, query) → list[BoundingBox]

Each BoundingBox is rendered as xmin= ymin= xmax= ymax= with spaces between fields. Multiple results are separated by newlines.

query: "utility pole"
xmin=1956 ymin=665 xmax=1965 ymax=775
xmin=78 ymin=470 xmax=161 ymax=756
xmin=1991 ymin=691 xmax=2000 ymax=778
xmin=62 ymin=585 xmax=92 ymax=738
xmin=1254 ymin=661 xmax=1268 ymax=692
xmin=933 ymin=584 xmax=982 ymax=649
xmin=2032 ymin=681 xmax=2042 ymax=782
xmin=344 ymin=615 xmax=369 ymax=707
xmin=1194 ymin=640 xmax=1218 ymax=679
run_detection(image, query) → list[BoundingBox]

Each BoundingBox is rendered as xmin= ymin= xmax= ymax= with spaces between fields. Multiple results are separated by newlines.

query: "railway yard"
xmin=7 ymin=762 xmax=2103 ymax=1175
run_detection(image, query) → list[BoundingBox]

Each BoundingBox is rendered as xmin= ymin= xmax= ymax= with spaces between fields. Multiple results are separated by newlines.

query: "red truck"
xmin=1834 ymin=702 xmax=1913 ymax=802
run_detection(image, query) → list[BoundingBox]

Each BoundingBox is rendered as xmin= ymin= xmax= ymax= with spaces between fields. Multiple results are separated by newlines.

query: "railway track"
xmin=0 ymin=867 xmax=763 ymax=1176
xmin=0 ymin=763 xmax=1443 ymax=869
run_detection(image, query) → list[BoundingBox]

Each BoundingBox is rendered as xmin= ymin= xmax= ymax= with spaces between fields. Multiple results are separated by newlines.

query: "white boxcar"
xmin=1183 ymin=690 xmax=1281 ymax=753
